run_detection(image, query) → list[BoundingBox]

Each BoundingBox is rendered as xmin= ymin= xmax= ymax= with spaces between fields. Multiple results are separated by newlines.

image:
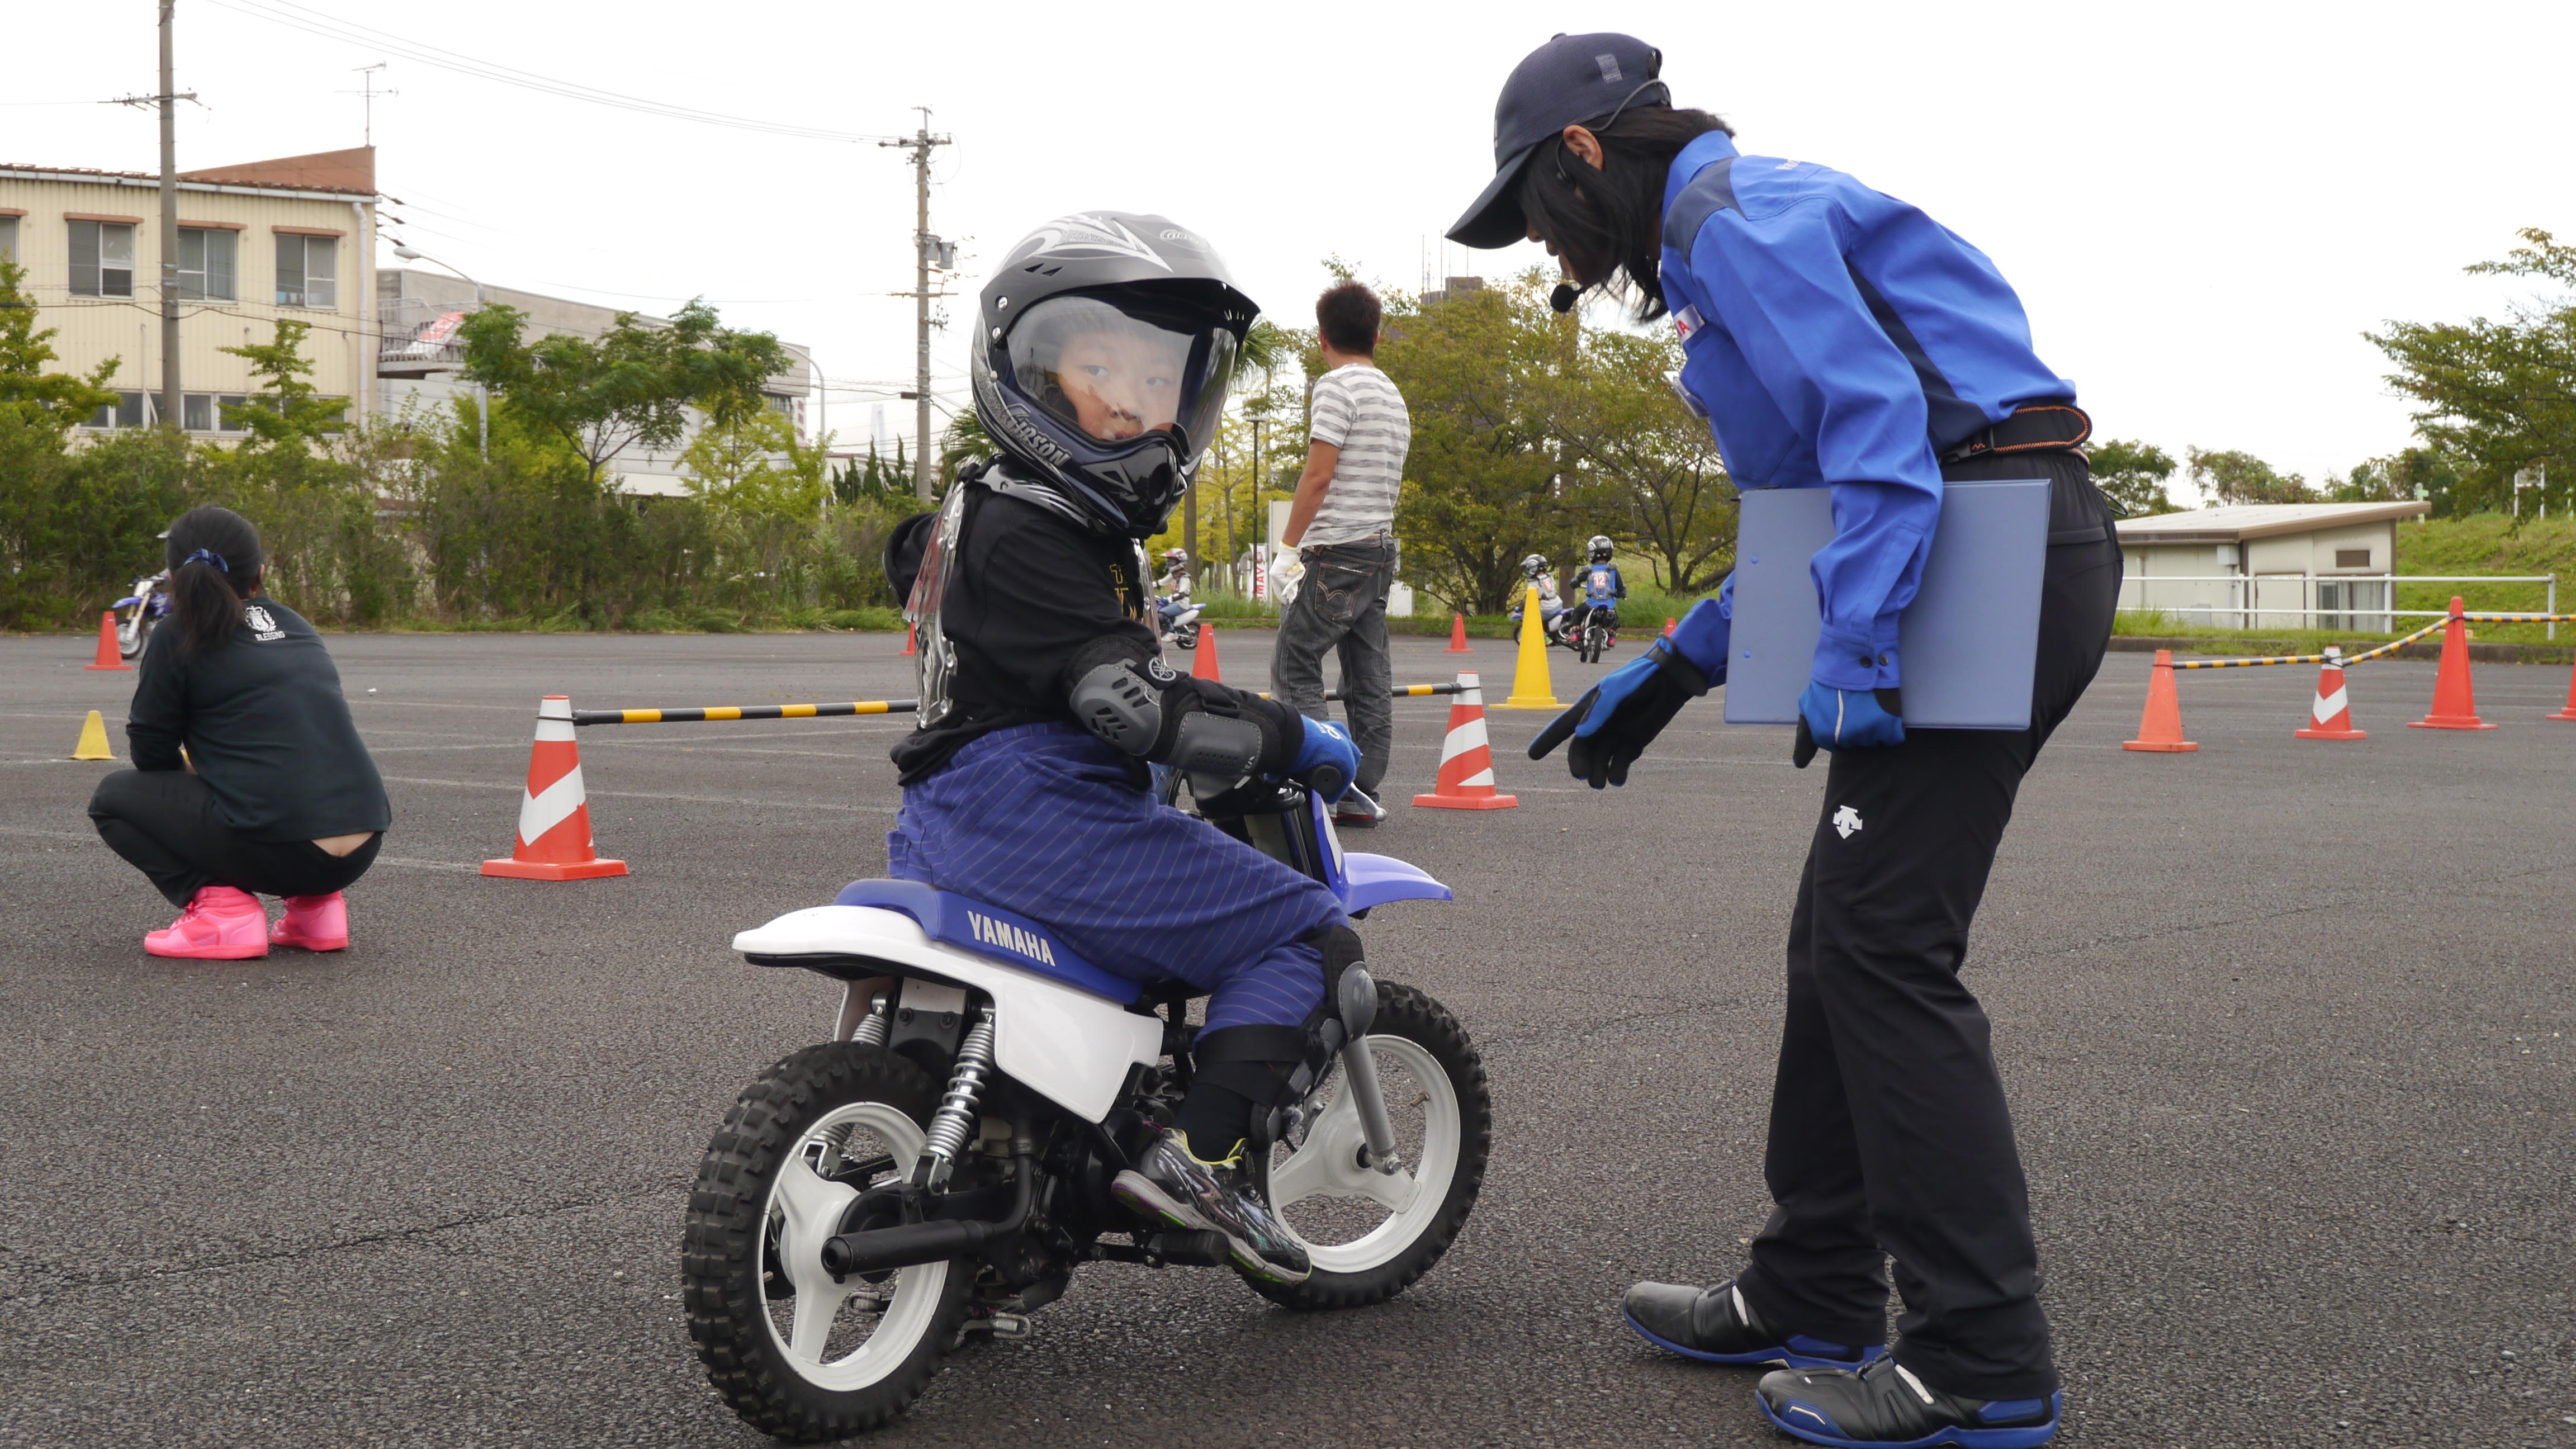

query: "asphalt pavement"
xmin=2 ymin=624 xmax=2571 ymax=1448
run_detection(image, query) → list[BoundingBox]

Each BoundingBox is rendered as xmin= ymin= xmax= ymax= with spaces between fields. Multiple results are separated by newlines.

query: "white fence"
xmin=2118 ymin=573 xmax=2558 ymax=638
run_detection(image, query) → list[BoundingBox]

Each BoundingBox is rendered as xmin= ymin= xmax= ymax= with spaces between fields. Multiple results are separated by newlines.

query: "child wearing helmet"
xmin=1507 ymin=553 xmax=1565 ymax=632
xmin=879 ymin=213 xmax=1362 ymax=1286
xmin=1570 ymin=535 xmax=1627 ymax=637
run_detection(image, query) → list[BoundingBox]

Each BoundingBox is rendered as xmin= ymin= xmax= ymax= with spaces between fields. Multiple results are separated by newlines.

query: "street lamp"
xmin=392 ymin=244 xmax=489 ymax=462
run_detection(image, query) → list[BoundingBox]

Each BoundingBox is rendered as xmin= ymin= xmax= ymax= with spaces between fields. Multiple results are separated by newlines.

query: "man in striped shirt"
xmin=1273 ymin=282 xmax=1411 ymax=825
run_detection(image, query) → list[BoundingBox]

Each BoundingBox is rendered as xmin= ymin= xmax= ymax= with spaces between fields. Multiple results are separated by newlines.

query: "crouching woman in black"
xmin=88 ymin=507 xmax=391 ymax=960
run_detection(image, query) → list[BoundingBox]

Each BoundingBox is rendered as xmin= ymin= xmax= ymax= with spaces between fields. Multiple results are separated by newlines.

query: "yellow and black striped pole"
xmin=570 ymin=681 xmax=1471 ymax=726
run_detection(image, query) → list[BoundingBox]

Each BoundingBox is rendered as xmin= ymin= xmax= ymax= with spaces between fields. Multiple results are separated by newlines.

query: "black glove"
xmin=1527 ymin=640 xmax=1711 ymax=789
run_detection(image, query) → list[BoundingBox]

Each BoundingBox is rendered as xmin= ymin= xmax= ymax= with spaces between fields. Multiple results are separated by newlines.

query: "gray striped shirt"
xmin=1302 ymin=363 xmax=1409 ymax=547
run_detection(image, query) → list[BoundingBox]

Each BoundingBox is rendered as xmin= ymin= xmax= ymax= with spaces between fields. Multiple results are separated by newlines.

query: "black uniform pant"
xmin=89 ymin=769 xmax=381 ymax=908
xmin=1735 ymin=450 xmax=2119 ymax=1401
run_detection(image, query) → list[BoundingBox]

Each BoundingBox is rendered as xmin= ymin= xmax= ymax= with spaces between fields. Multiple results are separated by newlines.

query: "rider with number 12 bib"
xmin=880 ymin=212 xmax=1363 ymax=1287
xmin=1571 ymin=535 xmax=1626 ymax=643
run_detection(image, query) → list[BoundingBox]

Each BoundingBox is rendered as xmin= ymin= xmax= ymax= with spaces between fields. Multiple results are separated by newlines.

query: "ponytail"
xmin=162 ymin=506 xmax=266 ymax=660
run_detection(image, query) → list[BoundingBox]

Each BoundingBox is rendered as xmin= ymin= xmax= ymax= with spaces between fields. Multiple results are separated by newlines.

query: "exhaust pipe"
xmin=818 ymin=1153 xmax=1032 ymax=1279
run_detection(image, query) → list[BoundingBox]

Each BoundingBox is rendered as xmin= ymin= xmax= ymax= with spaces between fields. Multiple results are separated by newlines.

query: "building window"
xmin=87 ymin=391 xmax=155 ymax=429
xmin=70 ymin=220 xmax=136 ymax=297
xmin=177 ymin=228 xmax=237 ymax=301
xmin=181 ymin=392 xmax=251 ymax=433
xmin=2334 ymin=548 xmax=2371 ymax=568
xmin=0 ymin=215 xmax=18 ymax=263
xmin=275 ymin=233 xmax=337 ymax=308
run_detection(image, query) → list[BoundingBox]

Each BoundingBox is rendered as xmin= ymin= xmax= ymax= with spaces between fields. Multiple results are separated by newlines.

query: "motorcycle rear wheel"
xmin=1249 ymin=982 xmax=1490 ymax=1311
xmin=684 ymin=1043 xmax=968 ymax=1441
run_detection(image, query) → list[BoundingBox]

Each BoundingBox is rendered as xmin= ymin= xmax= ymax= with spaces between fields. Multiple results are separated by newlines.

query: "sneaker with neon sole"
xmin=1111 ymin=1125 xmax=1310 ymax=1284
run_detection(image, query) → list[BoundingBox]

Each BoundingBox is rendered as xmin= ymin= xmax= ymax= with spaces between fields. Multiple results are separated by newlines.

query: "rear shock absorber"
xmin=816 ymin=992 xmax=894 ymax=1169
xmin=916 ymin=1010 xmax=995 ymax=1188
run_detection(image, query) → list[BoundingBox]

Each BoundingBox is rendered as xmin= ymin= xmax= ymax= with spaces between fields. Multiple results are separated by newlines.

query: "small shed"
xmin=2115 ymin=501 xmax=2430 ymax=631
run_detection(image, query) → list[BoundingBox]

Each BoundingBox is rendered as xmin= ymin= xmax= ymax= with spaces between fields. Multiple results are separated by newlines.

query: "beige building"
xmin=0 ymin=147 xmax=378 ymax=434
xmin=2115 ymin=501 xmax=2431 ymax=631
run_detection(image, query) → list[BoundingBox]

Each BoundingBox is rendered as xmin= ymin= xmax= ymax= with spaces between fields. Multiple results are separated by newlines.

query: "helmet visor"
xmin=1006 ymin=292 xmax=1237 ymax=462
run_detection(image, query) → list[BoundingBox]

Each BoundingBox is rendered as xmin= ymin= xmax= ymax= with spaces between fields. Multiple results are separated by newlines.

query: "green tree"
xmin=219 ymin=318 xmax=349 ymax=450
xmin=1537 ymin=323 xmax=1733 ymax=592
xmin=2333 ymin=445 xmax=2463 ymax=513
xmin=2369 ymin=228 xmax=2576 ymax=515
xmin=681 ymin=408 xmax=828 ymax=520
xmin=457 ymin=297 xmax=790 ymax=484
xmin=2088 ymin=438 xmax=2181 ymax=516
xmin=2186 ymin=447 xmax=2314 ymax=505
xmin=0 ymin=255 xmax=121 ymax=430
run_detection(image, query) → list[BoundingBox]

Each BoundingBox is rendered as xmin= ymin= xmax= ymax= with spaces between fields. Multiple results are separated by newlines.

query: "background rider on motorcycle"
xmin=1569 ymin=536 xmax=1627 ymax=638
xmin=882 ymin=212 xmax=1362 ymax=1287
xmin=1152 ymin=547 xmax=1194 ymax=632
xmin=1507 ymin=553 xmax=1564 ymax=632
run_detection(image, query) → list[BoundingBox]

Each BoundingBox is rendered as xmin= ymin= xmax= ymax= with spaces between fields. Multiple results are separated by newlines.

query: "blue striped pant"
xmin=887 ymin=723 xmax=1343 ymax=1034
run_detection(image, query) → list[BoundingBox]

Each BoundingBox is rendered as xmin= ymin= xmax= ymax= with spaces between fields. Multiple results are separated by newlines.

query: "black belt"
xmin=1939 ymin=404 xmax=2092 ymax=465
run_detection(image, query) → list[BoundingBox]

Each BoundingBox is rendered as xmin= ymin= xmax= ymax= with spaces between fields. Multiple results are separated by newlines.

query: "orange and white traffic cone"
xmin=84 ymin=610 xmax=131 ymax=671
xmin=2123 ymin=649 xmax=2198 ymax=752
xmin=2409 ymin=596 xmax=2496 ymax=730
xmin=1191 ymin=621 xmax=1221 ymax=683
xmin=1413 ymin=673 xmax=1518 ymax=810
xmin=1445 ymin=613 xmax=1472 ymax=654
xmin=481 ymin=695 xmax=629 ymax=880
xmin=2294 ymin=647 xmax=2367 ymax=740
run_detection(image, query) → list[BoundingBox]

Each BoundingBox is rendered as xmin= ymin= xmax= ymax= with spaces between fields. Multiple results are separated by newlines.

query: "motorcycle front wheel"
xmin=1249 ymin=981 xmax=1491 ymax=1311
xmin=1174 ymin=621 xmax=1199 ymax=650
xmin=684 ymin=1043 xmax=968 ymax=1441
xmin=119 ymin=615 xmax=153 ymax=661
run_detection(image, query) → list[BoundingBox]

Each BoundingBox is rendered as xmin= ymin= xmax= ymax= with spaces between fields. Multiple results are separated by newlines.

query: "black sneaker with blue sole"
xmin=1756 ymin=1357 xmax=2061 ymax=1448
xmin=1622 ymin=1280 xmax=1888 ymax=1371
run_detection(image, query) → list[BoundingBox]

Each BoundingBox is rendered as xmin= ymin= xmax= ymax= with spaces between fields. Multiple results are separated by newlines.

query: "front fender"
xmin=1342 ymin=852 xmax=1452 ymax=912
xmin=733 ymin=905 xmax=1162 ymax=1123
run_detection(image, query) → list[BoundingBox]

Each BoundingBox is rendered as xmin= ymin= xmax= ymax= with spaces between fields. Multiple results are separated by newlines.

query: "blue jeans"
xmin=1269 ymin=538 xmax=1395 ymax=794
xmin=887 ymin=723 xmax=1345 ymax=1033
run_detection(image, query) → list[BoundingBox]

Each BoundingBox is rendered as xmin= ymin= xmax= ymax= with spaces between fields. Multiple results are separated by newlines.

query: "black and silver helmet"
xmin=1521 ymin=553 xmax=1550 ymax=577
xmin=969 ymin=212 xmax=1257 ymax=538
xmin=1587 ymin=534 xmax=1614 ymax=562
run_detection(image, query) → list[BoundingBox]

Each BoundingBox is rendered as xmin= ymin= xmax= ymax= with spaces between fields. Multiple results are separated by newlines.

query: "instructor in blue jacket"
xmin=1453 ymin=34 xmax=2119 ymax=1448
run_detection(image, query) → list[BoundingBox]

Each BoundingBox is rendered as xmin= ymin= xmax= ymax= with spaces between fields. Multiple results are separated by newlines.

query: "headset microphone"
xmin=1550 ymin=283 xmax=1579 ymax=314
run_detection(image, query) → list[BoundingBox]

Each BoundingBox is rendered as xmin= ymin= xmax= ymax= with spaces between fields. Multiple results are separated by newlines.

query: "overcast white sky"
xmin=11 ymin=1 xmax=2572 ymax=491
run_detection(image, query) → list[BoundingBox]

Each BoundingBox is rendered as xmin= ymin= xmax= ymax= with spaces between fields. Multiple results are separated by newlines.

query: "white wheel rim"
xmin=1267 ymin=1034 xmax=1460 ymax=1274
xmin=760 ymin=1102 xmax=948 ymax=1391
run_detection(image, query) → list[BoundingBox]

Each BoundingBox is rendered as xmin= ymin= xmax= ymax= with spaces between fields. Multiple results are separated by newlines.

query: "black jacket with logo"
xmin=126 ymin=597 xmax=392 ymax=841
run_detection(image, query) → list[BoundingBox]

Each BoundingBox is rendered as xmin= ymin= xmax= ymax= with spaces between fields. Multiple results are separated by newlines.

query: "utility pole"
xmin=156 ymin=2 xmax=182 ymax=431
xmin=879 ymin=109 xmax=950 ymax=502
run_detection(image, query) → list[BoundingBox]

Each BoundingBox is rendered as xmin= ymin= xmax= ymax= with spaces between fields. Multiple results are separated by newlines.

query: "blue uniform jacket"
xmin=1658 ymin=131 xmax=2074 ymax=692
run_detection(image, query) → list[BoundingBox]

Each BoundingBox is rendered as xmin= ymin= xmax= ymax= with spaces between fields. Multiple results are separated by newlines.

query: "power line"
xmin=196 ymin=0 xmax=903 ymax=144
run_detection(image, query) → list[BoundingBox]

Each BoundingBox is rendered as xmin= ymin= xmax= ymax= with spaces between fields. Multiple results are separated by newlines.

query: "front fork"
xmin=1332 ymin=967 xmax=1403 ymax=1174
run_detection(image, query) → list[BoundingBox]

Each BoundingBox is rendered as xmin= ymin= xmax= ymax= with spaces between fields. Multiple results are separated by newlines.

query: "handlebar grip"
xmin=1306 ymin=764 xmax=1347 ymax=804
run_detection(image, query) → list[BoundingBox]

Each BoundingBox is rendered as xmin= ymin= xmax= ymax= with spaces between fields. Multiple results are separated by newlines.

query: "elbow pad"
xmin=1067 ymin=650 xmax=1300 ymax=783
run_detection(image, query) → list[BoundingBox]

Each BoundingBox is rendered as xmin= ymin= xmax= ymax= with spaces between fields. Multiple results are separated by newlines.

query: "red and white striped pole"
xmin=481 ymin=695 xmax=629 ymax=879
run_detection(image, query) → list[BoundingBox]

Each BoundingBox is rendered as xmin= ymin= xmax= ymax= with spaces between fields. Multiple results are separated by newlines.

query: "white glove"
xmin=1268 ymin=550 xmax=1305 ymax=607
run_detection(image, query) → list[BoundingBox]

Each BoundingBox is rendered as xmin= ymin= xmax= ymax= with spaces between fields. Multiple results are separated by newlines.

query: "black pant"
xmin=89 ymin=769 xmax=382 ymax=908
xmin=1736 ymin=451 xmax=2120 ymax=1401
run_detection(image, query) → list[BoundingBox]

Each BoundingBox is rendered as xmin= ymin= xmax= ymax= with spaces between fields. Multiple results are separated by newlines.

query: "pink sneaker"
xmin=145 ymin=886 xmax=270 ymax=960
xmin=272 ymin=892 xmax=349 ymax=951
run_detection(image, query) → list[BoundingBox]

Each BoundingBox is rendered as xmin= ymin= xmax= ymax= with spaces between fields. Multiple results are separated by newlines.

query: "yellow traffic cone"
xmin=71 ymin=709 xmax=115 ymax=760
xmin=1500 ymin=585 xmax=1561 ymax=709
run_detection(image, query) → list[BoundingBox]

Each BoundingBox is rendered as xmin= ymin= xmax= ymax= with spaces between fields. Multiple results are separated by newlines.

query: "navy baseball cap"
xmin=1447 ymin=32 xmax=1669 ymax=249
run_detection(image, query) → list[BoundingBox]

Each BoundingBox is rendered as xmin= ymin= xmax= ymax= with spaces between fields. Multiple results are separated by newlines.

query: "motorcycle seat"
xmin=832 ymin=879 xmax=1145 ymax=1005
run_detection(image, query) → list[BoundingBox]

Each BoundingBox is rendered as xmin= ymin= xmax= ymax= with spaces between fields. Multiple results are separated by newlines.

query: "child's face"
xmin=1054 ymin=330 xmax=1187 ymax=442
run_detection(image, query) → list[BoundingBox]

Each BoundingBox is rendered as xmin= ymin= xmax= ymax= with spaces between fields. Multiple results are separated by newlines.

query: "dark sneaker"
xmin=1757 ymin=1358 xmax=2061 ymax=1448
xmin=1331 ymin=784 xmax=1386 ymax=828
xmin=1112 ymin=1126 xmax=1310 ymax=1284
xmin=1623 ymin=1280 xmax=1886 ymax=1370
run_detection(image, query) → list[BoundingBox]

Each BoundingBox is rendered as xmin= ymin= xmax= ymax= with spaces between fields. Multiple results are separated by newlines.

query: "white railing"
xmin=2118 ymin=574 xmax=2558 ymax=638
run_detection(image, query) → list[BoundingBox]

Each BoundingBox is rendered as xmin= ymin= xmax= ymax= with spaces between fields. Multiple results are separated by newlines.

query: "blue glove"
xmin=1289 ymin=718 xmax=1360 ymax=799
xmin=1794 ymin=680 xmax=1905 ymax=765
xmin=1529 ymin=595 xmax=1730 ymax=788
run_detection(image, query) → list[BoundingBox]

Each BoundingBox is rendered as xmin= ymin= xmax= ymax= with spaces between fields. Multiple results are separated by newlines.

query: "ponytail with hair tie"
xmin=163 ymin=506 xmax=264 ymax=659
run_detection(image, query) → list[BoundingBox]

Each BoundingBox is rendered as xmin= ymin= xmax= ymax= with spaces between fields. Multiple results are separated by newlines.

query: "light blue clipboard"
xmin=1723 ymin=479 xmax=2051 ymax=730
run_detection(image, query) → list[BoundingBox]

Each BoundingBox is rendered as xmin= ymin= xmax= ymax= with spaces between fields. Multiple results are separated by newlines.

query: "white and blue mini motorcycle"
xmin=683 ymin=777 xmax=1490 ymax=1441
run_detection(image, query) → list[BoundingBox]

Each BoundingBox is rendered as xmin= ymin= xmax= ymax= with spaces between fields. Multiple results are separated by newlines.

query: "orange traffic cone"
xmin=481 ymin=696 xmax=629 ymax=880
xmin=1663 ymin=617 xmax=1677 ymax=637
xmin=2549 ymin=656 xmax=2576 ymax=722
xmin=2123 ymin=650 xmax=2198 ymax=752
xmin=1445 ymin=613 xmax=1472 ymax=654
xmin=1191 ymin=621 xmax=1221 ymax=682
xmin=2294 ymin=647 xmax=2367 ymax=740
xmin=902 ymin=622 xmax=917 ymax=656
xmin=84 ymin=610 xmax=130 ymax=671
xmin=2409 ymin=596 xmax=2496 ymax=730
xmin=1413 ymin=673 xmax=1518 ymax=810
